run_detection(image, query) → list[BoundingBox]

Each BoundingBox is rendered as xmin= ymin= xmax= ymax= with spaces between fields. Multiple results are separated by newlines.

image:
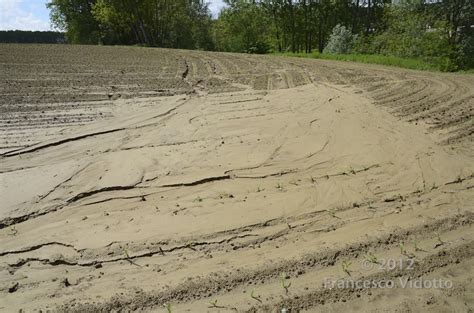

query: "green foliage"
xmin=48 ymin=0 xmax=101 ymax=44
xmin=323 ymin=24 xmax=356 ymax=54
xmin=0 ymin=31 xmax=65 ymax=43
xmin=456 ymin=30 xmax=474 ymax=69
xmin=48 ymin=0 xmax=214 ymax=49
xmin=354 ymin=2 xmax=454 ymax=67
xmin=214 ymin=2 xmax=273 ymax=53
xmin=163 ymin=303 xmax=172 ymax=313
xmin=275 ymin=51 xmax=446 ymax=71
xmin=352 ymin=0 xmax=473 ymax=71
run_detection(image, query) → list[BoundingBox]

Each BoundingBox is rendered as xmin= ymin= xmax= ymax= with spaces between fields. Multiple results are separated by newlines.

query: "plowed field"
xmin=1 ymin=44 xmax=473 ymax=313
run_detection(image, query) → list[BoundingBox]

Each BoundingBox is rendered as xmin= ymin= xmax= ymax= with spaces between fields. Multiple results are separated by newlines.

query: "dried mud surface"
xmin=0 ymin=44 xmax=473 ymax=312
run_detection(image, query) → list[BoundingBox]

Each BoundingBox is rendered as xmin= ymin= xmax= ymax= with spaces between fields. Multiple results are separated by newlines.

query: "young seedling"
xmin=327 ymin=208 xmax=341 ymax=220
xmin=9 ymin=226 xmax=17 ymax=236
xmin=399 ymin=242 xmax=407 ymax=255
xmin=399 ymin=242 xmax=415 ymax=258
xmin=342 ymin=260 xmax=352 ymax=276
xmin=185 ymin=241 xmax=197 ymax=251
xmin=159 ymin=246 xmax=165 ymax=256
xmin=275 ymin=182 xmax=284 ymax=191
xmin=412 ymin=239 xmax=426 ymax=252
xmin=257 ymin=186 xmax=265 ymax=193
xmin=122 ymin=246 xmax=130 ymax=259
xmin=218 ymin=192 xmax=234 ymax=199
xmin=250 ymin=290 xmax=262 ymax=303
xmin=310 ymin=176 xmax=317 ymax=184
xmin=122 ymin=247 xmax=141 ymax=267
xmin=280 ymin=273 xmax=292 ymax=295
xmin=289 ymin=179 xmax=299 ymax=186
xmin=193 ymin=196 xmax=203 ymax=203
xmin=208 ymin=299 xmax=221 ymax=308
xmin=434 ymin=232 xmax=445 ymax=248
xmin=164 ymin=303 xmax=172 ymax=313
xmin=365 ymin=252 xmax=379 ymax=265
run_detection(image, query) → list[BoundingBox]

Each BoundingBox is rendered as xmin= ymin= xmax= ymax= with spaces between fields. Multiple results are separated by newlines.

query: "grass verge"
xmin=274 ymin=52 xmax=453 ymax=72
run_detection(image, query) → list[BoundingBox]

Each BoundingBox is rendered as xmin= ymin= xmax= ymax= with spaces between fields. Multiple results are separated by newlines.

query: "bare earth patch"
xmin=0 ymin=44 xmax=473 ymax=312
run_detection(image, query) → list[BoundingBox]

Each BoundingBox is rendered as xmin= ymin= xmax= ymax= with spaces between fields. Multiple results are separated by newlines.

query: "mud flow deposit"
xmin=1 ymin=44 xmax=473 ymax=312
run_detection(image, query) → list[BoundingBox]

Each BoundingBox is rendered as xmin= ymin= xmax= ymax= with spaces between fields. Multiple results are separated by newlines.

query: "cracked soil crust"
xmin=0 ymin=44 xmax=473 ymax=312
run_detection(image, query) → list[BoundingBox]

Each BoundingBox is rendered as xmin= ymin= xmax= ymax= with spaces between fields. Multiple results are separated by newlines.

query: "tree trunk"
xmin=287 ymin=0 xmax=296 ymax=53
xmin=366 ymin=0 xmax=371 ymax=34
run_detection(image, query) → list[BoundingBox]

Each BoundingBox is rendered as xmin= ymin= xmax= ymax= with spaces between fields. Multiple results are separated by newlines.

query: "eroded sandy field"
xmin=0 ymin=44 xmax=473 ymax=312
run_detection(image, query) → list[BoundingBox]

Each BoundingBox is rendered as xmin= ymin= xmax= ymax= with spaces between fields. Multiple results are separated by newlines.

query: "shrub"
xmin=456 ymin=32 xmax=474 ymax=70
xmin=323 ymin=24 xmax=356 ymax=54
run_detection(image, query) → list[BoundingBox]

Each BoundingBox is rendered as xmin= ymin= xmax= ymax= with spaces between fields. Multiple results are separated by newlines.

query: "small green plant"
xmin=412 ymin=239 xmax=426 ymax=252
xmin=193 ymin=196 xmax=203 ymax=203
xmin=122 ymin=246 xmax=141 ymax=267
xmin=310 ymin=176 xmax=317 ymax=184
xmin=365 ymin=252 xmax=379 ymax=264
xmin=218 ymin=192 xmax=234 ymax=199
xmin=209 ymin=299 xmax=219 ymax=308
xmin=289 ymin=179 xmax=299 ymax=186
xmin=436 ymin=232 xmax=444 ymax=243
xmin=257 ymin=186 xmax=265 ymax=193
xmin=164 ymin=303 xmax=172 ymax=313
xmin=250 ymin=289 xmax=262 ymax=303
xmin=9 ymin=226 xmax=17 ymax=236
xmin=327 ymin=208 xmax=341 ymax=219
xmin=399 ymin=242 xmax=415 ymax=258
xmin=280 ymin=273 xmax=292 ymax=295
xmin=434 ymin=232 xmax=445 ymax=248
xmin=275 ymin=182 xmax=284 ymax=191
xmin=185 ymin=241 xmax=197 ymax=251
xmin=342 ymin=260 xmax=352 ymax=276
xmin=399 ymin=242 xmax=407 ymax=255
xmin=122 ymin=246 xmax=130 ymax=259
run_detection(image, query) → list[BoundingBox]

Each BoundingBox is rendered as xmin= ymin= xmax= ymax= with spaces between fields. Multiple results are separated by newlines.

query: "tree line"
xmin=0 ymin=31 xmax=65 ymax=44
xmin=46 ymin=0 xmax=473 ymax=70
xmin=48 ymin=0 xmax=214 ymax=49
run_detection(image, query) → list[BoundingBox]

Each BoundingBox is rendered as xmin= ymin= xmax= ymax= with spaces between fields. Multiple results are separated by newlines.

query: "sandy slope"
xmin=0 ymin=45 xmax=473 ymax=312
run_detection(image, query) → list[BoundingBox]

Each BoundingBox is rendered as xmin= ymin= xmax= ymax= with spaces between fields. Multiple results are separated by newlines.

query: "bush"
xmin=245 ymin=41 xmax=270 ymax=54
xmin=323 ymin=25 xmax=356 ymax=54
xmin=456 ymin=32 xmax=474 ymax=70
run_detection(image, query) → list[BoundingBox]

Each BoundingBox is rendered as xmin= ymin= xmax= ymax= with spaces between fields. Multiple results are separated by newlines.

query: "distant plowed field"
xmin=1 ymin=44 xmax=473 ymax=312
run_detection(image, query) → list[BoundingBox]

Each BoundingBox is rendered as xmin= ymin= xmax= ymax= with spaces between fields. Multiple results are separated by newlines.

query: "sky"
xmin=0 ymin=0 xmax=226 ymax=31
